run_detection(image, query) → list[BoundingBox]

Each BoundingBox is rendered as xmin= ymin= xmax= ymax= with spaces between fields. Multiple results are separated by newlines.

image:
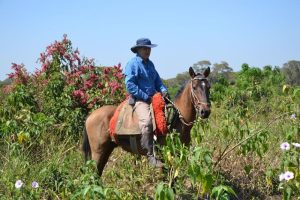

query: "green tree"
xmin=0 ymin=78 xmax=12 ymax=86
xmin=191 ymin=60 xmax=211 ymax=73
xmin=209 ymin=61 xmax=234 ymax=84
xmin=175 ymin=72 xmax=189 ymax=85
xmin=282 ymin=60 xmax=300 ymax=85
xmin=212 ymin=61 xmax=233 ymax=77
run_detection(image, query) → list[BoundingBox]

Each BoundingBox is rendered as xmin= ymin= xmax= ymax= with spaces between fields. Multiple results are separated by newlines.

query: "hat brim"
xmin=131 ymin=44 xmax=157 ymax=53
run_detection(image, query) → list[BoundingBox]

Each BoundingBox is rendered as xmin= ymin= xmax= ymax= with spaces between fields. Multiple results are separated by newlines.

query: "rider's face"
xmin=137 ymin=47 xmax=151 ymax=61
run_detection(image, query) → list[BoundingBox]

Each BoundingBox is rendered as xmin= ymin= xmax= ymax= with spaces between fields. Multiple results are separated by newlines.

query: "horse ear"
xmin=203 ymin=67 xmax=210 ymax=77
xmin=189 ymin=67 xmax=196 ymax=78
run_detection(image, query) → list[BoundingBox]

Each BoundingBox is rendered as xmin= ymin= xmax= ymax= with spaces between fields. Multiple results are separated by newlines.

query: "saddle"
xmin=109 ymin=93 xmax=170 ymax=140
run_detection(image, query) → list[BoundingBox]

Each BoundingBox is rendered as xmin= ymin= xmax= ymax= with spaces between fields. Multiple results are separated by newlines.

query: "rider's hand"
xmin=128 ymin=95 xmax=135 ymax=106
xmin=145 ymin=97 xmax=152 ymax=104
xmin=162 ymin=91 xmax=170 ymax=100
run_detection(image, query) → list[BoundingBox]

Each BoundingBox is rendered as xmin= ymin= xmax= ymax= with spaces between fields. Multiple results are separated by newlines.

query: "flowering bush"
xmin=66 ymin=64 xmax=125 ymax=109
xmin=13 ymin=180 xmax=41 ymax=199
xmin=0 ymin=35 xmax=126 ymax=199
xmin=277 ymin=112 xmax=300 ymax=199
xmin=278 ymin=140 xmax=300 ymax=199
xmin=7 ymin=63 xmax=30 ymax=86
xmin=0 ymin=35 xmax=126 ymax=142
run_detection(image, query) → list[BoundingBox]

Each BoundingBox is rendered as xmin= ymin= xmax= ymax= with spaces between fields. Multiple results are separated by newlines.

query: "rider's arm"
xmin=124 ymin=62 xmax=150 ymax=102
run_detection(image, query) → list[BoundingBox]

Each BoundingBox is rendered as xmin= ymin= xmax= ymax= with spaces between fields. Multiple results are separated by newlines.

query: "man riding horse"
xmin=82 ymin=39 xmax=211 ymax=176
xmin=124 ymin=38 xmax=170 ymax=168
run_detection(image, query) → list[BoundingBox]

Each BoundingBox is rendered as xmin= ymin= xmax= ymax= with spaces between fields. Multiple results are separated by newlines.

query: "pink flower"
xmin=72 ymin=90 xmax=84 ymax=98
xmin=280 ymin=142 xmax=290 ymax=151
xmin=15 ymin=180 xmax=23 ymax=189
xmin=97 ymin=82 xmax=103 ymax=88
xmin=89 ymin=73 xmax=97 ymax=81
xmin=284 ymin=171 xmax=294 ymax=181
xmin=291 ymin=114 xmax=296 ymax=119
xmin=279 ymin=173 xmax=285 ymax=181
xmin=72 ymin=90 xmax=88 ymax=105
xmin=74 ymin=48 xmax=80 ymax=54
xmin=31 ymin=181 xmax=39 ymax=188
xmin=8 ymin=63 xmax=30 ymax=85
xmin=115 ymin=72 xmax=124 ymax=79
xmin=39 ymin=53 xmax=46 ymax=63
xmin=2 ymin=85 xmax=12 ymax=94
xmin=41 ymin=63 xmax=49 ymax=72
xmin=292 ymin=143 xmax=300 ymax=148
xmin=103 ymin=67 xmax=111 ymax=74
xmin=80 ymin=95 xmax=88 ymax=104
xmin=84 ymin=80 xmax=93 ymax=89
xmin=279 ymin=171 xmax=295 ymax=181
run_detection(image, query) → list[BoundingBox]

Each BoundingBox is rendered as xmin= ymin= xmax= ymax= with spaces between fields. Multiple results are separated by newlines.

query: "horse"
xmin=82 ymin=67 xmax=211 ymax=176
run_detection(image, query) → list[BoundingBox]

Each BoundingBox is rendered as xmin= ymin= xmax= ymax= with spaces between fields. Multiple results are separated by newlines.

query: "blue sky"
xmin=1 ymin=0 xmax=299 ymax=80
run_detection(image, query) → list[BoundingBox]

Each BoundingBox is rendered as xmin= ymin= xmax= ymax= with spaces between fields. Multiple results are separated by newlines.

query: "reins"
xmin=165 ymin=76 xmax=210 ymax=127
xmin=165 ymin=95 xmax=195 ymax=126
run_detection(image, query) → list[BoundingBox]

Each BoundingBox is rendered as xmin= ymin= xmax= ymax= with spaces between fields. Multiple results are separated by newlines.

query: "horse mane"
xmin=174 ymin=80 xmax=189 ymax=99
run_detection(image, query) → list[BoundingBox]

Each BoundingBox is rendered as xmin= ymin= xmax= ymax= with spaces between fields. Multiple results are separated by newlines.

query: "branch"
xmin=213 ymin=112 xmax=289 ymax=169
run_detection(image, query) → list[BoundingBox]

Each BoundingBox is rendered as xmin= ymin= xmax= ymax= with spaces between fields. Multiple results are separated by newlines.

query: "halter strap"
xmin=190 ymin=79 xmax=210 ymax=106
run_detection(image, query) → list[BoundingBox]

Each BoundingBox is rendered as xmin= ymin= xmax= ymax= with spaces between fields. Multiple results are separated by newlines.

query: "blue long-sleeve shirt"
xmin=124 ymin=55 xmax=167 ymax=101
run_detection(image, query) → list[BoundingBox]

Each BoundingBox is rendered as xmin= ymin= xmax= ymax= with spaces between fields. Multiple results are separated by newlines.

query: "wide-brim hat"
xmin=131 ymin=38 xmax=157 ymax=53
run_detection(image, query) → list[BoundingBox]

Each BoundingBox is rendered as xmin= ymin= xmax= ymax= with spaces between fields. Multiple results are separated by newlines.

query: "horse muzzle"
xmin=198 ymin=104 xmax=211 ymax=119
xmin=200 ymin=109 xmax=211 ymax=118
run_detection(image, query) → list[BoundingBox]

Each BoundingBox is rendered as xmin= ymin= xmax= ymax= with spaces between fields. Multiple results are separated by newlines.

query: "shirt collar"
xmin=136 ymin=54 xmax=149 ymax=64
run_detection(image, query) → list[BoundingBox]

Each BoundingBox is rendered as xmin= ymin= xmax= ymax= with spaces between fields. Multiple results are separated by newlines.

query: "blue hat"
xmin=131 ymin=38 xmax=157 ymax=53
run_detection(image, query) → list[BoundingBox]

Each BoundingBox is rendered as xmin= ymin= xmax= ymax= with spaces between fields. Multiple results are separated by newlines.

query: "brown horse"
xmin=82 ymin=67 xmax=211 ymax=176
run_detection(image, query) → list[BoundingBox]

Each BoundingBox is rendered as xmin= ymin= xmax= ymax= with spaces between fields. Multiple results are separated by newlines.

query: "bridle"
xmin=190 ymin=76 xmax=211 ymax=114
xmin=166 ymin=76 xmax=210 ymax=126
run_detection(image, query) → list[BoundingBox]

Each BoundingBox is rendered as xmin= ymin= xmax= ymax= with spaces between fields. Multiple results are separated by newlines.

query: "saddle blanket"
xmin=109 ymin=93 xmax=168 ymax=139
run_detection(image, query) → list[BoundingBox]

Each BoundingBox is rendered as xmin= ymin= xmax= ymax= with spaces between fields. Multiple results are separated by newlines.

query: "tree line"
xmin=1 ymin=60 xmax=299 ymax=95
xmin=164 ymin=60 xmax=300 ymax=98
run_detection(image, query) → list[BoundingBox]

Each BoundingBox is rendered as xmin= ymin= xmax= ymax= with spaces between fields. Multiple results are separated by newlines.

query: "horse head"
xmin=189 ymin=67 xmax=211 ymax=119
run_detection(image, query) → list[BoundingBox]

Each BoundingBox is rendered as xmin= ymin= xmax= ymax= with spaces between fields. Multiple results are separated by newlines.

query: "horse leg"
xmin=93 ymin=141 xmax=116 ymax=176
xmin=87 ymin=122 xmax=116 ymax=176
xmin=86 ymin=110 xmax=116 ymax=175
xmin=84 ymin=105 xmax=117 ymax=176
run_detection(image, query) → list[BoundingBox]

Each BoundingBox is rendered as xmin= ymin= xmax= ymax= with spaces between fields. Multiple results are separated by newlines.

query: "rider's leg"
xmin=134 ymin=101 xmax=163 ymax=167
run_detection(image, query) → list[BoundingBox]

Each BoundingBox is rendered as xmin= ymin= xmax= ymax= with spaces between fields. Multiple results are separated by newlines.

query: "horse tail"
xmin=82 ymin=125 xmax=91 ymax=161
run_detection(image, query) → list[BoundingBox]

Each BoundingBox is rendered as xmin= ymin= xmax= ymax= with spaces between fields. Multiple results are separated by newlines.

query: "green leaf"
xmin=155 ymin=183 xmax=175 ymax=200
xmin=293 ymin=88 xmax=300 ymax=98
xmin=93 ymin=186 xmax=103 ymax=194
xmin=202 ymin=174 xmax=213 ymax=195
xmin=244 ymin=165 xmax=252 ymax=175
xmin=155 ymin=183 xmax=164 ymax=199
xmin=166 ymin=187 xmax=175 ymax=200
xmin=204 ymin=153 xmax=212 ymax=165
xmin=212 ymin=185 xmax=237 ymax=199
xmin=283 ymin=186 xmax=292 ymax=200
xmin=83 ymin=186 xmax=91 ymax=196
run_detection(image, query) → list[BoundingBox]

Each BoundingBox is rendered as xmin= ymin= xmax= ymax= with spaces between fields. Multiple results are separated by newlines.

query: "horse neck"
xmin=174 ymin=82 xmax=197 ymax=125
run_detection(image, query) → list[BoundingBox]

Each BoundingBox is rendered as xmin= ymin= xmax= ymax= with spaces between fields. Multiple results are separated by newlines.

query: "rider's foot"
xmin=148 ymin=155 xmax=164 ymax=168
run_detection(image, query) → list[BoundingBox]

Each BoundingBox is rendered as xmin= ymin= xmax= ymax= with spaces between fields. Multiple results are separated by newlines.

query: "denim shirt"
xmin=124 ymin=55 xmax=167 ymax=101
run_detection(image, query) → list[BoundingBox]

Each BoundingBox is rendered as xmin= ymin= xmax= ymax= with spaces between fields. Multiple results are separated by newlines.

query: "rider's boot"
xmin=141 ymin=130 xmax=164 ymax=168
